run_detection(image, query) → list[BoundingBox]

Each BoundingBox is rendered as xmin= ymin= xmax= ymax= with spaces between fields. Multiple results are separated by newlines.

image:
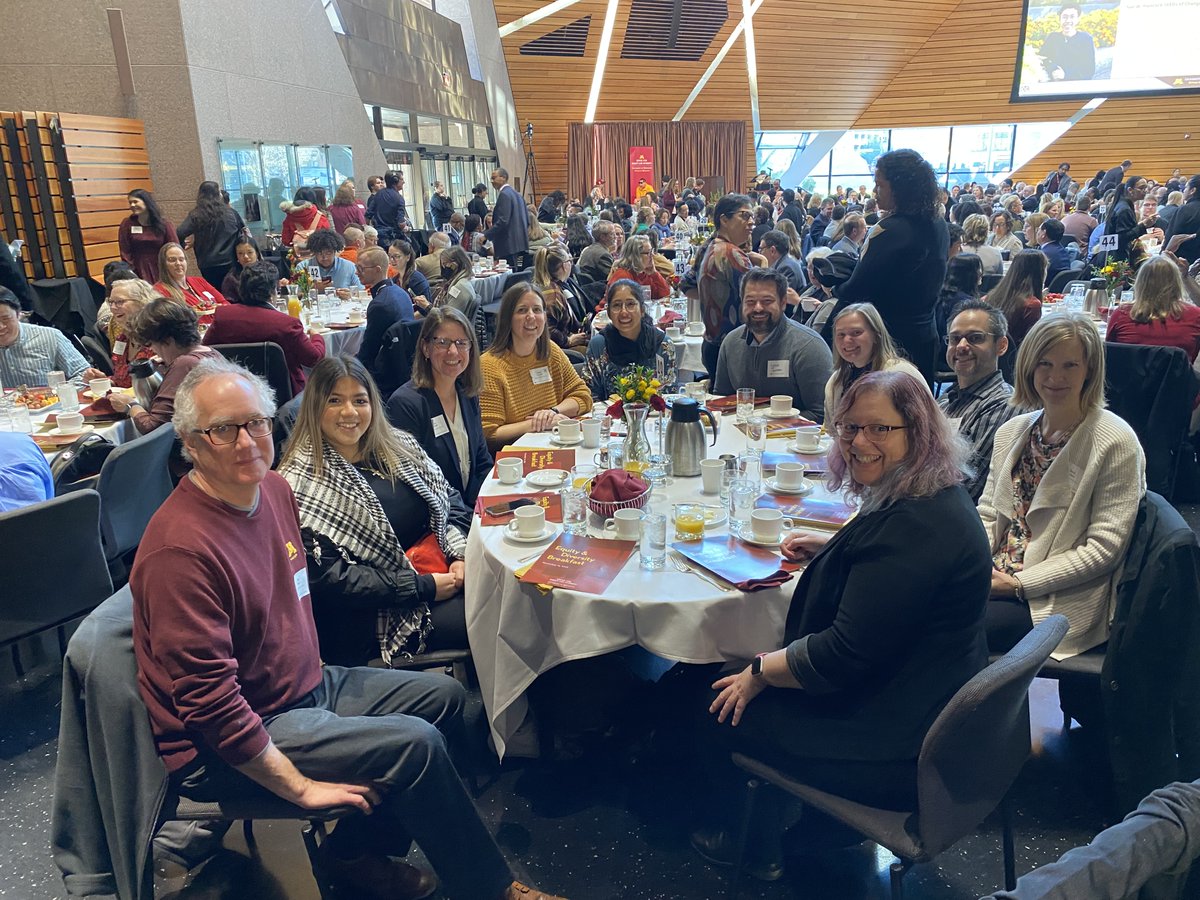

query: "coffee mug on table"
xmin=665 ymin=326 xmax=681 ymax=340
xmin=794 ymin=425 xmax=822 ymax=452
xmin=581 ymin=418 xmax=603 ymax=449
xmin=603 ymin=508 xmax=644 ymax=540
xmin=700 ymin=458 xmax=725 ymax=494
xmin=89 ymin=378 xmax=113 ymax=397
xmin=774 ymin=462 xmax=806 ymax=490
xmin=770 ymin=395 xmax=792 ymax=415
xmin=553 ymin=420 xmax=581 ymax=443
xmin=750 ymin=509 xmax=794 ymax=544
xmin=56 ymin=411 xmax=86 ymax=435
xmin=507 ymin=504 xmax=546 ymax=538
xmin=497 ymin=458 xmax=523 ymax=484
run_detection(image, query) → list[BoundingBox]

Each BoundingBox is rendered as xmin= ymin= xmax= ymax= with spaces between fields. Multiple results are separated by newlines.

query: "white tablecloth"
xmin=321 ymin=325 xmax=365 ymax=358
xmin=464 ymin=414 xmax=839 ymax=758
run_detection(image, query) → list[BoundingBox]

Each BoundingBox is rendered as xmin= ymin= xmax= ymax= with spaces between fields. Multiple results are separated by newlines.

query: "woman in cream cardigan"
xmin=979 ymin=312 xmax=1145 ymax=660
xmin=824 ymin=303 xmax=928 ymax=417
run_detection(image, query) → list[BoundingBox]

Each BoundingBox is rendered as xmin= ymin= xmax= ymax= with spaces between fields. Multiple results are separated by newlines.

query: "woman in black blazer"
xmin=832 ymin=149 xmax=949 ymax=383
xmin=690 ymin=369 xmax=992 ymax=871
xmin=385 ymin=307 xmax=493 ymax=505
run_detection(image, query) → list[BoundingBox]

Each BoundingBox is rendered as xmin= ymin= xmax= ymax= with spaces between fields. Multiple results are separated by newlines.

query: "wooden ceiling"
xmin=494 ymin=0 xmax=1200 ymax=196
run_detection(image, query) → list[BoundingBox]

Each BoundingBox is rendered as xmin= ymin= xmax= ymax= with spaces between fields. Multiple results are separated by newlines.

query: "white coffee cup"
xmin=794 ymin=425 xmax=822 ymax=452
xmin=497 ymin=458 xmax=523 ymax=484
xmin=750 ymin=509 xmax=794 ymax=544
xmin=665 ymin=326 xmax=681 ymax=340
xmin=89 ymin=378 xmax=113 ymax=397
xmin=770 ymin=394 xmax=792 ymax=415
xmin=552 ymin=420 xmax=581 ymax=443
xmin=685 ymin=321 xmax=704 ymax=336
xmin=604 ymin=508 xmax=644 ymax=540
xmin=581 ymin=418 xmax=603 ymax=449
xmin=56 ymin=411 xmax=86 ymax=435
xmin=347 ymin=306 xmax=366 ymax=323
xmin=700 ymin=458 xmax=726 ymax=494
xmin=801 ymin=297 xmax=821 ymax=313
xmin=507 ymin=504 xmax=546 ymax=538
xmin=774 ymin=462 xmax=806 ymax=490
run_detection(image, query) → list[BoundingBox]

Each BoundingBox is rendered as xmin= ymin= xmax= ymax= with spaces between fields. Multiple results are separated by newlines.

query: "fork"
xmin=669 ymin=551 xmax=731 ymax=592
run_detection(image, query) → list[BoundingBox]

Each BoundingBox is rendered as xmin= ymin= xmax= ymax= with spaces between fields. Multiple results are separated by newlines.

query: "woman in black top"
xmin=1104 ymin=173 xmax=1165 ymax=263
xmin=832 ymin=149 xmax=949 ymax=383
xmin=278 ymin=355 xmax=473 ymax=667
xmin=468 ymin=183 xmax=490 ymax=220
xmin=176 ymin=180 xmax=246 ymax=288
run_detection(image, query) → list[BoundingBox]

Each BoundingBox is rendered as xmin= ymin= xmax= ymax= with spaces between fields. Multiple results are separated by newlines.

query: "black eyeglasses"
xmin=944 ymin=331 xmax=997 ymax=346
xmin=195 ymin=416 xmax=274 ymax=445
xmin=428 ymin=338 xmax=471 ymax=351
xmin=833 ymin=422 xmax=907 ymax=442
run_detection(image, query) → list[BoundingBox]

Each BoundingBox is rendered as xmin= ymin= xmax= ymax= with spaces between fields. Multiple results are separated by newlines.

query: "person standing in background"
xmin=484 ymin=168 xmax=530 ymax=271
xmin=118 ymin=189 xmax=179 ymax=283
xmin=177 ymin=181 xmax=246 ymax=288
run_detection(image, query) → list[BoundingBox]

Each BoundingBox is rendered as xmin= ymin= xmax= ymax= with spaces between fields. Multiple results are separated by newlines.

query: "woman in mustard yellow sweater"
xmin=480 ymin=283 xmax=594 ymax=450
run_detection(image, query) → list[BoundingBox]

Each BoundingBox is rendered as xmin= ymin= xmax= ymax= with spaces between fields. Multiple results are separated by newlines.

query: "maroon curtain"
xmin=567 ymin=121 xmax=746 ymax=205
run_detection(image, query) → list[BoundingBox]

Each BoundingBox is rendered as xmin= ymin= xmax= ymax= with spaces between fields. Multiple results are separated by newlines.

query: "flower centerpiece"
xmin=1091 ymin=259 xmax=1132 ymax=298
xmin=606 ymin=364 xmax=666 ymax=472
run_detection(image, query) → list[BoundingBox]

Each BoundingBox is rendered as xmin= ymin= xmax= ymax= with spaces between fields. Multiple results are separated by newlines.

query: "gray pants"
xmin=161 ymin=665 xmax=511 ymax=900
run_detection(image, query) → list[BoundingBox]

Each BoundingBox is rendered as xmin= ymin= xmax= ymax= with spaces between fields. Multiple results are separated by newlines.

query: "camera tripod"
xmin=522 ymin=123 xmax=539 ymax=205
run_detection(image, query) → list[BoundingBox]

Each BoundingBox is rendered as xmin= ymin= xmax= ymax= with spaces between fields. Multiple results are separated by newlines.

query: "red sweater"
xmin=131 ymin=473 xmax=322 ymax=773
xmin=202 ymin=303 xmax=326 ymax=395
xmin=608 ymin=266 xmax=670 ymax=300
xmin=1106 ymin=303 xmax=1200 ymax=363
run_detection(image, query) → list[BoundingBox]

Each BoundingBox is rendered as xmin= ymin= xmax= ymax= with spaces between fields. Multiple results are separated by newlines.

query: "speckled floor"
xmin=4 ymin=502 xmax=1198 ymax=900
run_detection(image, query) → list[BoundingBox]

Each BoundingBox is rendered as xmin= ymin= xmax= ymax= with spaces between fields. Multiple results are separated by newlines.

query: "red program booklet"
xmin=755 ymin=494 xmax=857 ymax=531
xmin=474 ymin=492 xmax=563 ymax=525
xmin=490 ymin=448 xmax=575 ymax=478
xmin=520 ymin=533 xmax=636 ymax=593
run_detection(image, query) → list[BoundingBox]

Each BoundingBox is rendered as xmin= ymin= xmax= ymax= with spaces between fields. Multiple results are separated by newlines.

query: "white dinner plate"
xmin=763 ymin=477 xmax=813 ymax=496
xmin=83 ymin=388 xmax=134 ymax=400
xmin=525 ymin=468 xmax=570 ymax=487
xmin=504 ymin=524 xmax=559 ymax=544
xmin=765 ymin=407 xmax=800 ymax=419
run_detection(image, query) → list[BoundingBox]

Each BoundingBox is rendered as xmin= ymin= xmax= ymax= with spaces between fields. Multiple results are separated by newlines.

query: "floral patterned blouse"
xmin=993 ymin=417 xmax=1073 ymax=575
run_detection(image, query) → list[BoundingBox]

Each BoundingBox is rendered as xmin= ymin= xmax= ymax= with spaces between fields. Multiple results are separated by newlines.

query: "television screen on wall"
xmin=1012 ymin=0 xmax=1200 ymax=101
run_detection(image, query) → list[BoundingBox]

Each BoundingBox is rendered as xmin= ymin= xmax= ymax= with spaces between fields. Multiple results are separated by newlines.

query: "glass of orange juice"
xmin=674 ymin=503 xmax=706 ymax=541
xmin=571 ymin=463 xmax=598 ymax=491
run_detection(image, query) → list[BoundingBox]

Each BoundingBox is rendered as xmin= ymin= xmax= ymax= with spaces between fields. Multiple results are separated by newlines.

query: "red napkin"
xmin=734 ymin=570 xmax=794 ymax=591
xmin=589 ymin=469 xmax=648 ymax=503
xmin=656 ymin=309 xmax=683 ymax=327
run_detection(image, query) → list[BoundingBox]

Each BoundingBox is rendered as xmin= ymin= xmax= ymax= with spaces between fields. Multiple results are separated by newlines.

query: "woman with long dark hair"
xmin=388 ymin=239 xmax=431 ymax=313
xmin=1103 ymin=173 xmax=1165 ymax=263
xmin=118 ymin=189 xmax=178 ymax=282
xmin=984 ymin=248 xmax=1045 ymax=348
xmin=832 ymin=149 xmax=950 ymax=382
xmin=936 ymin=253 xmax=983 ymax=340
xmin=219 ymin=234 xmax=265 ymax=302
xmin=176 ymin=180 xmax=245 ymax=287
xmin=565 ymin=214 xmax=593 ymax=259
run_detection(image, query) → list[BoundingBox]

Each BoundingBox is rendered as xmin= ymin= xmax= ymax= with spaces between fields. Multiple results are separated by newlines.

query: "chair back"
xmin=914 ymin=615 xmax=1068 ymax=856
xmin=1047 ymin=269 xmax=1081 ymax=294
xmin=372 ymin=319 xmax=425 ymax=399
xmin=503 ymin=269 xmax=533 ymax=293
xmin=210 ymin=342 xmax=293 ymax=404
xmin=79 ymin=334 xmax=114 ymax=375
xmin=0 ymin=490 xmax=113 ymax=648
xmin=95 ymin=424 xmax=175 ymax=561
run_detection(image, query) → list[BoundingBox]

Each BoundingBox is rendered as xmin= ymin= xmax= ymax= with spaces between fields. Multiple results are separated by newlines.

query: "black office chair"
xmin=79 ymin=333 xmax=114 ymax=374
xmin=0 ymin=490 xmax=112 ymax=677
xmin=502 ymin=269 xmax=533 ymax=293
xmin=93 ymin=424 xmax=175 ymax=566
xmin=372 ymin=319 xmax=424 ymax=398
xmin=210 ymin=342 xmax=293 ymax=404
xmin=1047 ymin=267 xmax=1085 ymax=294
xmin=729 ymin=615 xmax=1069 ymax=900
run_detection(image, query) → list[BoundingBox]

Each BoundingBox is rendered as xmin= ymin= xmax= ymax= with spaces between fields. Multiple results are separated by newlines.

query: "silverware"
xmin=517 ymin=551 xmax=544 ymax=564
xmin=669 ymin=551 xmax=732 ymax=592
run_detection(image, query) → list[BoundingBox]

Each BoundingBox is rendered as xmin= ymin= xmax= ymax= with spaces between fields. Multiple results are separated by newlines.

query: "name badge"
xmin=431 ymin=414 xmax=449 ymax=437
xmin=112 ymin=340 xmax=127 ymax=355
xmin=530 ymin=366 xmax=552 ymax=385
xmin=202 ymin=291 xmax=213 ymax=300
xmin=563 ymin=289 xmax=574 ymax=301
xmin=130 ymin=225 xmax=143 ymax=234
xmin=766 ymin=359 xmax=789 ymax=378
xmin=293 ymin=566 xmax=310 ymax=602
xmin=947 ymin=416 xmax=963 ymax=431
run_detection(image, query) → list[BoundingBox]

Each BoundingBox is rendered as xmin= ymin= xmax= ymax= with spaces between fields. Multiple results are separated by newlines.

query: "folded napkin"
xmin=656 ymin=309 xmax=683 ymax=327
xmin=735 ymin=569 xmax=795 ymax=592
xmin=589 ymin=469 xmax=647 ymax=503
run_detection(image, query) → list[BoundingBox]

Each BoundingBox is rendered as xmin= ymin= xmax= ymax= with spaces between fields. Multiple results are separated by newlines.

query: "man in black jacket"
xmin=1164 ymin=174 xmax=1200 ymax=263
xmin=778 ymin=189 xmax=806 ymax=234
xmin=1099 ymin=160 xmax=1132 ymax=194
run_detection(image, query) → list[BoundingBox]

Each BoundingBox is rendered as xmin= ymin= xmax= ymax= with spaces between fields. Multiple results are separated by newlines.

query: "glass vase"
xmin=622 ymin=403 xmax=651 ymax=474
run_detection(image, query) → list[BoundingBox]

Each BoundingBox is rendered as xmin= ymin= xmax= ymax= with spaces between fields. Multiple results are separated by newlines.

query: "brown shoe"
xmin=504 ymin=880 xmax=568 ymax=900
xmin=321 ymin=852 xmax=437 ymax=900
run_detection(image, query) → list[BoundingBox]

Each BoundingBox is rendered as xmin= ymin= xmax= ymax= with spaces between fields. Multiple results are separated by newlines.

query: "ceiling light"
xmin=674 ymin=0 xmax=766 ymax=121
xmin=742 ymin=0 xmax=760 ymax=132
xmin=584 ymin=0 xmax=622 ymax=124
xmin=499 ymin=0 xmax=586 ymax=38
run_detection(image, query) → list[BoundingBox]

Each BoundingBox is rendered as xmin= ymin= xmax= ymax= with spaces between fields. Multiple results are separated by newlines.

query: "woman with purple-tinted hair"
xmin=690 ymin=369 xmax=993 ymax=873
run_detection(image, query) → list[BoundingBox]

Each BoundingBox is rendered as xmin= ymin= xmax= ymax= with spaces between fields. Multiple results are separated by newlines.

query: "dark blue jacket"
xmin=485 ymin=185 xmax=529 ymax=258
xmin=358 ymin=281 xmax=414 ymax=374
xmin=1040 ymin=241 xmax=1069 ymax=286
xmin=385 ymin=382 xmax=493 ymax=505
xmin=371 ymin=188 xmax=408 ymax=231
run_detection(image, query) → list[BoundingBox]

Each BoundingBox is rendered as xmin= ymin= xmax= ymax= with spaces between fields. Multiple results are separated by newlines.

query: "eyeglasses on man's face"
xmin=833 ymin=422 xmax=907 ymax=442
xmin=944 ymin=331 xmax=997 ymax=346
xmin=195 ymin=416 xmax=274 ymax=445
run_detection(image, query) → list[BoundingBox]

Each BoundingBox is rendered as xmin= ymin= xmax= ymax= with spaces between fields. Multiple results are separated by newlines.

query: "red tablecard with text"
xmin=520 ymin=532 xmax=636 ymax=594
xmin=629 ymin=147 xmax=655 ymax=201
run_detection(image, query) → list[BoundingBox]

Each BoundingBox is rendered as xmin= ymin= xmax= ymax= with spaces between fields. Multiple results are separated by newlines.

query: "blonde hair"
xmin=774 ymin=219 xmax=803 ymax=258
xmin=1129 ymin=256 xmax=1186 ymax=323
xmin=1024 ymin=212 xmax=1048 ymax=235
xmin=962 ymin=213 xmax=990 ymax=247
xmin=1011 ymin=312 xmax=1106 ymax=413
xmin=831 ymin=303 xmax=903 ymax=389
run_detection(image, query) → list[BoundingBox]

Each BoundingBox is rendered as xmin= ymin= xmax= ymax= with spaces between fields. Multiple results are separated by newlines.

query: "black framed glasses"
xmin=428 ymin=337 xmax=471 ymax=351
xmin=944 ymin=331 xmax=997 ymax=346
xmin=833 ymin=422 xmax=908 ymax=442
xmin=195 ymin=416 xmax=274 ymax=445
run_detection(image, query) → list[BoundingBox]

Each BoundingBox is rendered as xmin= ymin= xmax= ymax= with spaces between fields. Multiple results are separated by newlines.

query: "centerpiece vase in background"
xmin=622 ymin=403 xmax=651 ymax=474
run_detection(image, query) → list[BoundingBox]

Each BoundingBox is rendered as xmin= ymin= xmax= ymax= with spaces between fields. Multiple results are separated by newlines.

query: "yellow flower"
xmin=626 ymin=389 xmax=635 ymax=400
xmin=650 ymin=379 xmax=661 ymax=389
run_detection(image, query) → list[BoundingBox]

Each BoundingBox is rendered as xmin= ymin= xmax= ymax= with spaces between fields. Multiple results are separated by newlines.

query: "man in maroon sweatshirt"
xmin=130 ymin=356 xmax=562 ymax=900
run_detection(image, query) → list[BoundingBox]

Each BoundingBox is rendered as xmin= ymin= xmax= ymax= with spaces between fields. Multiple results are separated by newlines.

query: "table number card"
xmin=520 ymin=533 xmax=636 ymax=594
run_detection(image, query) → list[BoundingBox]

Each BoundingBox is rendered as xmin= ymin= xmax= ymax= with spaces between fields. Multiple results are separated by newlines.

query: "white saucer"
xmin=47 ymin=424 xmax=96 ymax=438
xmin=684 ymin=326 xmax=704 ymax=337
xmin=525 ymin=468 xmax=570 ymax=487
xmin=787 ymin=437 xmax=833 ymax=455
xmin=764 ymin=477 xmax=813 ymax=496
xmin=739 ymin=532 xmax=784 ymax=548
xmin=548 ymin=435 xmax=584 ymax=447
xmin=765 ymin=407 xmax=800 ymax=419
xmin=505 ymin=524 xmax=558 ymax=544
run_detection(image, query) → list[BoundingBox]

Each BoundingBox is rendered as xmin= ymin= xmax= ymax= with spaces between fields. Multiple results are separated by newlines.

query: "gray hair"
xmin=428 ymin=231 xmax=452 ymax=251
xmin=173 ymin=356 xmax=277 ymax=458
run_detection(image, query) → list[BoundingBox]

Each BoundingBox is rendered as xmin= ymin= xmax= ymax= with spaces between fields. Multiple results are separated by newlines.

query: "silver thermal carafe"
xmin=129 ymin=358 xmax=163 ymax=410
xmin=1082 ymin=277 xmax=1108 ymax=317
xmin=663 ymin=397 xmax=718 ymax=476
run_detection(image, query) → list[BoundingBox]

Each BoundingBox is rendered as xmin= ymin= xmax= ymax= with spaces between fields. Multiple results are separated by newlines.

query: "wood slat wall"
xmin=0 ymin=112 xmax=153 ymax=282
xmin=0 ymin=111 xmax=78 ymax=280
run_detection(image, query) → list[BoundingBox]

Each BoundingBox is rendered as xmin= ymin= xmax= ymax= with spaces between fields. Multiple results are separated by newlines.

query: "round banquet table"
xmin=464 ymin=409 xmax=843 ymax=758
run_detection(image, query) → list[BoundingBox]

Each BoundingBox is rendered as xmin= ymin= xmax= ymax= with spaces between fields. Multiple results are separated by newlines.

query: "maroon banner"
xmin=629 ymin=147 xmax=655 ymax=201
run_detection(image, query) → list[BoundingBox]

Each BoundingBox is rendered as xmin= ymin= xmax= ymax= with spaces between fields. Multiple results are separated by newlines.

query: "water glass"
xmin=728 ymin=480 xmax=756 ymax=536
xmin=46 ymin=370 xmax=67 ymax=389
xmin=56 ymin=383 xmax=81 ymax=411
xmin=736 ymin=388 xmax=755 ymax=424
xmin=645 ymin=453 xmax=672 ymax=488
xmin=738 ymin=451 xmax=763 ymax=493
xmin=607 ymin=440 xmax=625 ymax=471
xmin=570 ymin=463 xmax=598 ymax=490
xmin=639 ymin=514 xmax=668 ymax=570
xmin=561 ymin=487 xmax=589 ymax=536
xmin=745 ymin=415 xmax=767 ymax=454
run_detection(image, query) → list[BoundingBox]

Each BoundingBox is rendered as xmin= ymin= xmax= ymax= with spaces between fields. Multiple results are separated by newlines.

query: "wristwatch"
xmin=750 ymin=652 xmax=769 ymax=677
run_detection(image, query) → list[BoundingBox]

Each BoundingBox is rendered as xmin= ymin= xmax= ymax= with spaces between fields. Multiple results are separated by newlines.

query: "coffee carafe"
xmin=663 ymin=397 xmax=718 ymax=477
xmin=1082 ymin=277 xmax=1108 ymax=318
xmin=129 ymin=358 xmax=164 ymax=410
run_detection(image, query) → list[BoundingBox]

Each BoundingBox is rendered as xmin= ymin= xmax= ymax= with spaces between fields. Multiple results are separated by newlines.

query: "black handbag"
xmin=51 ymin=431 xmax=116 ymax=494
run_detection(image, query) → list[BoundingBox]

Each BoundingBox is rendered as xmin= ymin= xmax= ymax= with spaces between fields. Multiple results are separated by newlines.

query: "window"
xmin=948 ymin=125 xmax=1013 ymax=188
xmin=829 ymin=130 xmax=888 ymax=193
xmin=754 ymin=131 xmax=815 ymax=178
xmin=473 ymin=125 xmax=492 ymax=150
xmin=218 ymin=141 xmax=353 ymax=236
xmin=417 ymin=116 xmax=443 ymax=145
xmin=889 ymin=128 xmax=951 ymax=175
xmin=379 ymin=108 xmax=411 ymax=143
xmin=446 ymin=121 xmax=470 ymax=148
